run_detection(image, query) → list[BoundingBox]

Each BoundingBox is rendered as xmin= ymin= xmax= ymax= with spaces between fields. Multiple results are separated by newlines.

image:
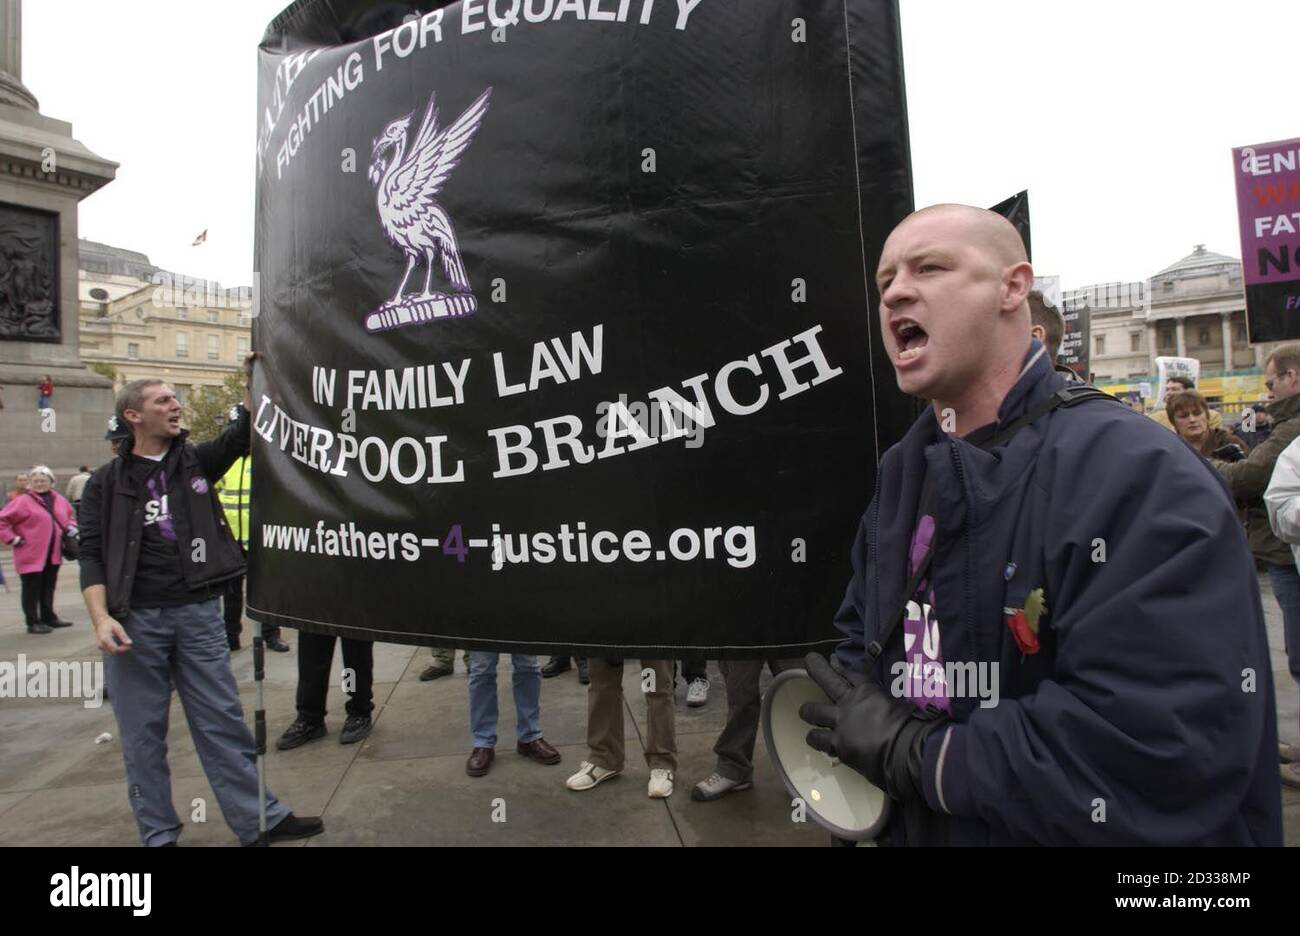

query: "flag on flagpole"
xmin=192 ymin=229 xmax=207 ymax=246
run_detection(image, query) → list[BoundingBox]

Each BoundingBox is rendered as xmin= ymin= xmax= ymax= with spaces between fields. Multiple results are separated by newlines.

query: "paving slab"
xmin=313 ymin=745 xmax=681 ymax=846
xmin=0 ymin=791 xmax=33 ymax=821
xmin=0 ymin=765 xmax=346 ymax=847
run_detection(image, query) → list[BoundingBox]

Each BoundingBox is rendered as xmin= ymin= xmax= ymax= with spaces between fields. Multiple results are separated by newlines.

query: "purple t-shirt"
xmin=900 ymin=514 xmax=950 ymax=713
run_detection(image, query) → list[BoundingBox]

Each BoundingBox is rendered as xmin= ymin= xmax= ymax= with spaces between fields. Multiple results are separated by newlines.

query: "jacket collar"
xmin=117 ymin=428 xmax=189 ymax=463
xmin=1266 ymin=391 xmax=1300 ymax=423
xmin=892 ymin=339 xmax=1057 ymax=457
xmin=913 ymin=340 xmax=1062 ymax=526
xmin=992 ymin=340 xmax=1055 ymax=428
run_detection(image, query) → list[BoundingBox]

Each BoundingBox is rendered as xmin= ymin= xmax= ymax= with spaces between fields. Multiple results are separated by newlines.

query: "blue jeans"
xmin=37 ymin=394 xmax=49 ymax=409
xmin=103 ymin=599 xmax=289 ymax=846
xmin=1268 ymin=564 xmax=1300 ymax=688
xmin=467 ymin=652 xmax=542 ymax=748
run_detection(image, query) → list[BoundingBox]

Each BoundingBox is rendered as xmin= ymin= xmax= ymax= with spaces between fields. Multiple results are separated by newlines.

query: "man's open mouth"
xmin=892 ymin=319 xmax=928 ymax=361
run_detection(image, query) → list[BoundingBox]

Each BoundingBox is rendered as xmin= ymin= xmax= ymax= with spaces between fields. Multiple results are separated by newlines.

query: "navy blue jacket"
xmin=834 ymin=342 xmax=1282 ymax=845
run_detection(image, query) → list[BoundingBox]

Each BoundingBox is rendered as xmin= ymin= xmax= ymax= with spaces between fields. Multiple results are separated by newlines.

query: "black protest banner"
xmin=1058 ymin=295 xmax=1090 ymax=382
xmin=249 ymin=0 xmax=914 ymax=657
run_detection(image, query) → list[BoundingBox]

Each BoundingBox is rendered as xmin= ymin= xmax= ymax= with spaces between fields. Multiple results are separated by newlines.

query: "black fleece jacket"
xmin=79 ymin=406 xmax=251 ymax=616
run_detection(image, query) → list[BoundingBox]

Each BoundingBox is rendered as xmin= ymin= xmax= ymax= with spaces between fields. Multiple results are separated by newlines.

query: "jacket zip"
xmin=868 ymin=464 xmax=883 ymax=682
xmin=948 ymin=439 xmax=979 ymax=670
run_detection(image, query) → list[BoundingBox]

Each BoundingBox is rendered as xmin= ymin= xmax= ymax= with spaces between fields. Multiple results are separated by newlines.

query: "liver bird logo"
xmin=365 ymin=87 xmax=492 ymax=333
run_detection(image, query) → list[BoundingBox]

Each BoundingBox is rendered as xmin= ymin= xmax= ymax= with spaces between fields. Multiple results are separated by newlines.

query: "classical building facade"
xmin=77 ymin=239 xmax=252 ymax=405
xmin=1075 ymin=245 xmax=1281 ymax=413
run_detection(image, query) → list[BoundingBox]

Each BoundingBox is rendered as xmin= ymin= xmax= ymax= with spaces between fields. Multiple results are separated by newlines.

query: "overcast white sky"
xmin=21 ymin=0 xmax=1300 ymax=290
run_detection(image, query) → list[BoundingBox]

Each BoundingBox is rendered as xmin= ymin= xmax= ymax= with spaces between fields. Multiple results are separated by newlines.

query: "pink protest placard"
xmin=1233 ymin=138 xmax=1300 ymax=342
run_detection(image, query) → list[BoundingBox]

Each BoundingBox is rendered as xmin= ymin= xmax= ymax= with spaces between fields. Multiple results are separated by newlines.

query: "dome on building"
xmin=1152 ymin=244 xmax=1239 ymax=279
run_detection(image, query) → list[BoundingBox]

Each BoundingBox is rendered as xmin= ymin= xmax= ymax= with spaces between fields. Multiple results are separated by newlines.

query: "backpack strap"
xmin=982 ymin=385 xmax=1120 ymax=449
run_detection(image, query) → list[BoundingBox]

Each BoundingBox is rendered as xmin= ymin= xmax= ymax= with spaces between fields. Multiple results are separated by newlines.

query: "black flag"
xmin=989 ymin=190 xmax=1031 ymax=262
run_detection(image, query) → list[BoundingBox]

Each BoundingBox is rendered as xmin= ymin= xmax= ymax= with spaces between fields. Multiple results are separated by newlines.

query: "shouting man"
xmin=800 ymin=204 xmax=1281 ymax=845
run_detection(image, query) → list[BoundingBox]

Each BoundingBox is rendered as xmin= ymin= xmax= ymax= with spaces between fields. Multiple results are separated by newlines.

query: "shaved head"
xmin=907 ymin=204 xmax=1028 ymax=268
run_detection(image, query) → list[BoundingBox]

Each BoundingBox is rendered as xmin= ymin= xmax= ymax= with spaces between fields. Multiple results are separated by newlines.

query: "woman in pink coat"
xmin=0 ymin=465 xmax=77 ymax=634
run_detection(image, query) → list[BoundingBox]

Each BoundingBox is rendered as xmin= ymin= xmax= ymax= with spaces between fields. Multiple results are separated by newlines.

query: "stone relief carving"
xmin=0 ymin=202 xmax=58 ymax=340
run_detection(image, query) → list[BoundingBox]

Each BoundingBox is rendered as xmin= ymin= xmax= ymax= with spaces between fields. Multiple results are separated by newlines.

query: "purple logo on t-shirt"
xmin=899 ymin=515 xmax=950 ymax=713
xmin=191 ymin=477 xmax=209 ymax=495
xmin=144 ymin=469 xmax=176 ymax=542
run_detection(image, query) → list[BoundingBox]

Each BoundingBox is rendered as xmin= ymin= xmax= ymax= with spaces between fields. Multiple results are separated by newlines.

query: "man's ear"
xmin=123 ymin=409 xmax=142 ymax=427
xmin=1002 ymin=261 xmax=1034 ymax=314
xmin=1030 ymin=323 xmax=1046 ymax=343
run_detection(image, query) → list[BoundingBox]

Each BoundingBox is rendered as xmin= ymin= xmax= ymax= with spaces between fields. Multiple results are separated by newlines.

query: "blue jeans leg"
xmin=1269 ymin=564 xmax=1300 ymax=689
xmin=511 ymin=654 xmax=542 ymax=744
xmin=103 ymin=607 xmax=182 ymax=847
xmin=168 ymin=599 xmax=289 ymax=844
xmin=468 ymin=651 xmax=500 ymax=748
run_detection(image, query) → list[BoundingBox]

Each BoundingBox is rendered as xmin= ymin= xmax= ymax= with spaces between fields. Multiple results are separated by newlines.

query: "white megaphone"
xmin=760 ymin=668 xmax=891 ymax=842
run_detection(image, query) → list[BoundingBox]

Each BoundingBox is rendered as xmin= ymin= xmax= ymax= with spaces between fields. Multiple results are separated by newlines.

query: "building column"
xmin=1175 ymin=318 xmax=1186 ymax=359
xmin=1146 ymin=322 xmax=1158 ymax=370
xmin=1221 ymin=313 xmax=1234 ymax=373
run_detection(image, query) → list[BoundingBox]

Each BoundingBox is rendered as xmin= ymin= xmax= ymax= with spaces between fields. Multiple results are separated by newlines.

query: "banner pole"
xmin=254 ymin=618 xmax=268 ymax=845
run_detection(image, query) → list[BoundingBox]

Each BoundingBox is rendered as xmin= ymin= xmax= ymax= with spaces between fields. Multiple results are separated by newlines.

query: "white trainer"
xmin=686 ymin=677 xmax=710 ymax=707
xmin=648 ymin=768 xmax=675 ymax=798
xmin=691 ymin=772 xmax=753 ymax=802
xmin=566 ymin=761 xmax=620 ymax=791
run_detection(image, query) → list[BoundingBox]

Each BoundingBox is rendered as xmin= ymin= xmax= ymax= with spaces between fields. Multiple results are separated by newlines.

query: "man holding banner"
xmin=78 ymin=356 xmax=324 ymax=846
xmin=800 ymin=204 xmax=1281 ymax=845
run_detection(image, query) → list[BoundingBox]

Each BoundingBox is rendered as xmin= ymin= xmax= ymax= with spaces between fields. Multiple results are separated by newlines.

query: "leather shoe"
xmin=45 ymin=618 xmax=74 ymax=628
xmin=339 ymin=714 xmax=372 ymax=745
xmin=420 ymin=663 xmax=453 ymax=681
xmin=517 ymin=737 xmax=561 ymax=765
xmin=265 ymin=635 xmax=290 ymax=652
xmin=276 ymin=717 xmax=326 ymax=751
xmin=541 ymin=657 xmax=571 ymax=678
xmin=466 ymin=746 xmax=495 ymax=777
xmin=267 ymin=813 xmax=324 ymax=842
xmin=26 ymin=623 xmax=51 ymax=635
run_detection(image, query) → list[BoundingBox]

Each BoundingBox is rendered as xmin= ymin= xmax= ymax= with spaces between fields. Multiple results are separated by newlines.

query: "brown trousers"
xmin=585 ymin=658 xmax=677 ymax=772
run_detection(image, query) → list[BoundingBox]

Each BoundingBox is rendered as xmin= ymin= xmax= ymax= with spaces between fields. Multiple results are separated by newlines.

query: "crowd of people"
xmin=3 ymin=203 xmax=1294 ymax=846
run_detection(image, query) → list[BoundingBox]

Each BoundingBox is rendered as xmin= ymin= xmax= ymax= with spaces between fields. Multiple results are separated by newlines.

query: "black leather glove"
xmin=799 ymin=652 xmax=948 ymax=802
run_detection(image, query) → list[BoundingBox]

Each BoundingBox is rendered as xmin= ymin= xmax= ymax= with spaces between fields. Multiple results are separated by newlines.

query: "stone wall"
xmin=0 ymin=365 xmax=114 ymax=495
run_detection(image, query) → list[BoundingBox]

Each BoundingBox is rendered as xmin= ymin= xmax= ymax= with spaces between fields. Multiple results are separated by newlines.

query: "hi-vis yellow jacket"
xmin=217 ymin=455 xmax=251 ymax=550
